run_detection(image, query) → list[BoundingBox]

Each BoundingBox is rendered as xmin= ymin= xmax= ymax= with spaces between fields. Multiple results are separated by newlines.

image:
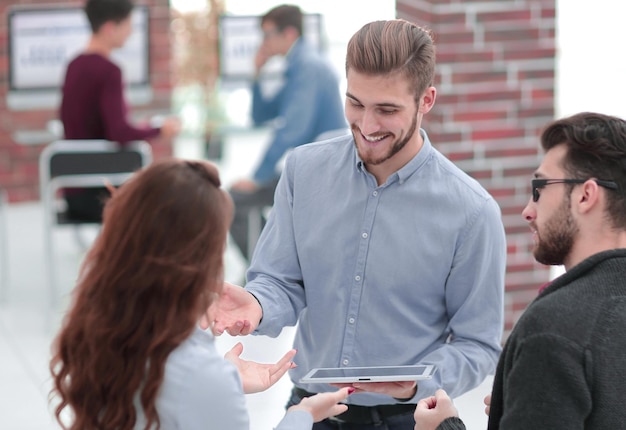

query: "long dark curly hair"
xmin=49 ymin=159 xmax=232 ymax=429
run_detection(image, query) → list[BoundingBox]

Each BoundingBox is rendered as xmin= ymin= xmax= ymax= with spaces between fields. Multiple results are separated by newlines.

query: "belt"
xmin=294 ymin=387 xmax=416 ymax=425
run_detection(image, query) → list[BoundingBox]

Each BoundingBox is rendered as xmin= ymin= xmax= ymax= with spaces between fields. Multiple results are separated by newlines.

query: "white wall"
xmin=551 ymin=0 xmax=626 ymax=278
xmin=556 ymin=0 xmax=626 ymax=118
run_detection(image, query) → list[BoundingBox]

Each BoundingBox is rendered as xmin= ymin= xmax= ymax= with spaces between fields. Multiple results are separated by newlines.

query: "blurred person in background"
xmin=229 ymin=4 xmax=346 ymax=262
xmin=59 ymin=0 xmax=180 ymax=222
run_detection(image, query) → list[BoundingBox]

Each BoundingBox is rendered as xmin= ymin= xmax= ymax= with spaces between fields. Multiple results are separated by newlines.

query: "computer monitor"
xmin=6 ymin=4 xmax=151 ymax=111
xmin=218 ymin=13 xmax=323 ymax=81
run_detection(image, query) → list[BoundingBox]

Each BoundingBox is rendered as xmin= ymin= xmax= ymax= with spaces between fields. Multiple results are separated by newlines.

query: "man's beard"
xmin=533 ymin=194 xmax=578 ymax=266
xmin=353 ymin=114 xmax=418 ymax=166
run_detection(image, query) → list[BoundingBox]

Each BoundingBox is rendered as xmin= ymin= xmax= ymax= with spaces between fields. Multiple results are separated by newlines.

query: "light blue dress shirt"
xmin=246 ymin=130 xmax=507 ymax=405
xmin=251 ymin=38 xmax=346 ymax=184
xmin=134 ymin=327 xmax=313 ymax=429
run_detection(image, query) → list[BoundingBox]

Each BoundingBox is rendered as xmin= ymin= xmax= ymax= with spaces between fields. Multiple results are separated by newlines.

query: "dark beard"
xmin=533 ymin=195 xmax=578 ymax=266
xmin=352 ymin=114 xmax=418 ymax=166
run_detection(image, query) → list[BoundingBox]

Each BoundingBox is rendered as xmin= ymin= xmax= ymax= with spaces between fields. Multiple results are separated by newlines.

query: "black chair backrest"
xmin=39 ymin=140 xmax=152 ymax=222
xmin=49 ymin=149 xmax=145 ymax=178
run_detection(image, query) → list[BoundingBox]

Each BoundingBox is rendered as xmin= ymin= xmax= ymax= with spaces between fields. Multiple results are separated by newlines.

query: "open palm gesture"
xmin=224 ymin=342 xmax=296 ymax=394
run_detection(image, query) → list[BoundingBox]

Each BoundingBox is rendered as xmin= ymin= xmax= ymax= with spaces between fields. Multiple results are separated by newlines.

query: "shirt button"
xmin=355 ymin=275 xmax=361 ymax=281
xmin=373 ymin=191 xmax=378 ymax=196
xmin=349 ymin=317 xmax=355 ymax=324
xmin=343 ymin=359 xmax=349 ymax=366
xmin=362 ymin=232 xmax=368 ymax=239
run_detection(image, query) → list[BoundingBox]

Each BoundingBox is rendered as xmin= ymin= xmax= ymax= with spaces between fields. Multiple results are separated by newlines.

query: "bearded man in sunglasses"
xmin=414 ymin=111 xmax=626 ymax=430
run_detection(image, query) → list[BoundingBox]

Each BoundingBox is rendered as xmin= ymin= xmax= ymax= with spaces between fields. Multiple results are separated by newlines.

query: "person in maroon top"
xmin=60 ymin=0 xmax=180 ymax=221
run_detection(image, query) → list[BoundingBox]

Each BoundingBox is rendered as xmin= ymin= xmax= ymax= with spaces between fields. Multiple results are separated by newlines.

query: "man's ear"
xmin=97 ymin=20 xmax=115 ymax=37
xmin=283 ymin=26 xmax=300 ymax=42
xmin=576 ymin=180 xmax=601 ymax=214
xmin=419 ymin=87 xmax=437 ymax=114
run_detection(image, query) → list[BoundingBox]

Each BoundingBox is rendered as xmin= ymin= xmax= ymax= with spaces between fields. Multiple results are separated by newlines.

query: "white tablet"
xmin=299 ymin=364 xmax=436 ymax=384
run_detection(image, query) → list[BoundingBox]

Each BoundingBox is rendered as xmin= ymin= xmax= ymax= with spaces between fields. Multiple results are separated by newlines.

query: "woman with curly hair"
xmin=49 ymin=159 xmax=351 ymax=429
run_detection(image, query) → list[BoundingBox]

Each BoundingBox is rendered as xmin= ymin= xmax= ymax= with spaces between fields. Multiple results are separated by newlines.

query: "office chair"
xmin=39 ymin=140 xmax=152 ymax=307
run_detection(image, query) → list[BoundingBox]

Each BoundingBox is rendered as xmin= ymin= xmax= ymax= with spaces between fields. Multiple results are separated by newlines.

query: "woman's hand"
xmin=224 ymin=343 xmax=296 ymax=394
xmin=289 ymin=387 xmax=354 ymax=422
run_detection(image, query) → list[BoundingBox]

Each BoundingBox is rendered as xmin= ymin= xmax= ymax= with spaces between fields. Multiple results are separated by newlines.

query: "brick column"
xmin=397 ymin=0 xmax=556 ymax=336
xmin=0 ymin=0 xmax=174 ymax=202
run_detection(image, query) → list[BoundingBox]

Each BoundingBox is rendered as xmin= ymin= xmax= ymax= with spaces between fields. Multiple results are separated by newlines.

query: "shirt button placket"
xmin=341 ymin=187 xmax=379 ymax=370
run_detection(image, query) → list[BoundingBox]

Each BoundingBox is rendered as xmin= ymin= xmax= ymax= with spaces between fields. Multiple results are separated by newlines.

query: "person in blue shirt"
xmin=49 ymin=158 xmax=354 ymax=429
xmin=229 ymin=4 xmax=346 ymax=262
xmin=212 ymin=19 xmax=507 ymax=429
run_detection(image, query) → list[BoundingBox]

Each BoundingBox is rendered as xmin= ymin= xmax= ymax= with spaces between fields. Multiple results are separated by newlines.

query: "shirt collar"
xmin=355 ymin=128 xmax=434 ymax=185
xmin=286 ymin=37 xmax=303 ymax=62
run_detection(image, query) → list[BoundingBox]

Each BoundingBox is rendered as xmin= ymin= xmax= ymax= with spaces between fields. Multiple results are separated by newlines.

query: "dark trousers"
xmin=63 ymin=187 xmax=109 ymax=222
xmin=229 ymin=179 xmax=279 ymax=262
xmin=287 ymin=387 xmax=416 ymax=430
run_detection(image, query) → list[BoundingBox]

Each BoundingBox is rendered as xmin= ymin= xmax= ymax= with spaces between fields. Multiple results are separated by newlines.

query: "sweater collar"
xmin=538 ymin=248 xmax=626 ymax=297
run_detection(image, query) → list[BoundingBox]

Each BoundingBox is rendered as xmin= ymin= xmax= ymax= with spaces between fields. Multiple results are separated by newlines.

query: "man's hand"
xmin=289 ymin=387 xmax=354 ymax=422
xmin=484 ymin=394 xmax=491 ymax=415
xmin=413 ymin=389 xmax=459 ymax=430
xmin=332 ymin=380 xmax=417 ymax=401
xmin=254 ymin=45 xmax=270 ymax=73
xmin=230 ymin=179 xmax=259 ymax=193
xmin=160 ymin=117 xmax=181 ymax=138
xmin=224 ymin=342 xmax=296 ymax=394
xmin=201 ymin=282 xmax=263 ymax=335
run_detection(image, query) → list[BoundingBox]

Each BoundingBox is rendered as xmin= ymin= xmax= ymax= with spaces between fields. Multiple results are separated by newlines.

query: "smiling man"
xmin=213 ymin=19 xmax=507 ymax=429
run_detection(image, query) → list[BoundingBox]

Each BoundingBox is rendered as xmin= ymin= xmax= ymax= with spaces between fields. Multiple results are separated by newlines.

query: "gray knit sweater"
xmin=437 ymin=249 xmax=626 ymax=430
xmin=489 ymin=249 xmax=626 ymax=429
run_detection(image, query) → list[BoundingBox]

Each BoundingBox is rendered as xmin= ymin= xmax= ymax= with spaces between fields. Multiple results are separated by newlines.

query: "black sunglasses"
xmin=531 ymin=178 xmax=618 ymax=202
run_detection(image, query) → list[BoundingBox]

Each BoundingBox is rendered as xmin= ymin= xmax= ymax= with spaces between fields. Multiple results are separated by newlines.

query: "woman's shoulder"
xmin=168 ymin=328 xmax=235 ymax=381
xmin=155 ymin=328 xmax=249 ymax=428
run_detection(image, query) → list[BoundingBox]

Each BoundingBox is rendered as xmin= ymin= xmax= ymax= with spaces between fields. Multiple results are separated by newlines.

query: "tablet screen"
xmin=300 ymin=365 xmax=435 ymax=383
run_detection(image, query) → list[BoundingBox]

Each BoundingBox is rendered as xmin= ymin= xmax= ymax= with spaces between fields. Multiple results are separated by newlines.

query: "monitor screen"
xmin=7 ymin=5 xmax=150 ymax=109
xmin=218 ymin=13 xmax=323 ymax=80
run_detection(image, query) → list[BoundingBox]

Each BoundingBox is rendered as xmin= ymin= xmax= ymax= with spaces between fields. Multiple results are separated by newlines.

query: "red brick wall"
xmin=0 ymin=0 xmax=174 ymax=202
xmin=397 ymin=0 xmax=556 ymax=336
